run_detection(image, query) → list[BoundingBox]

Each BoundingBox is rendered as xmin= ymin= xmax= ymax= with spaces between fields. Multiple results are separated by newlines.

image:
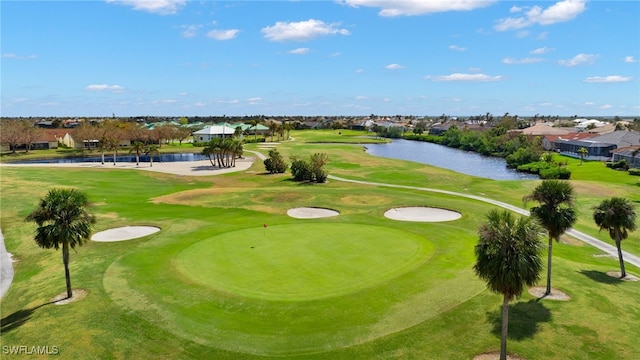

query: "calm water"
xmin=11 ymin=153 xmax=209 ymax=164
xmin=365 ymin=139 xmax=538 ymax=180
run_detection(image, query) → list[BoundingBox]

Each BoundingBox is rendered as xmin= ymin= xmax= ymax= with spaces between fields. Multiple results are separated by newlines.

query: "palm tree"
xmin=25 ymin=189 xmax=95 ymax=299
xmin=129 ymin=141 xmax=145 ymax=166
xmin=577 ymin=147 xmax=588 ymax=165
xmin=145 ymin=144 xmax=160 ymax=167
xmin=593 ymin=197 xmax=637 ymax=278
xmin=523 ymin=180 xmax=577 ymax=296
xmin=474 ymin=210 xmax=543 ymax=360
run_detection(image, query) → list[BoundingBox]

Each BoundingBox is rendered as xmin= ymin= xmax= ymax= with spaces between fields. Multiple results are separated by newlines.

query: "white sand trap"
xmin=92 ymin=226 xmax=160 ymax=242
xmin=287 ymin=207 xmax=340 ymax=219
xmin=384 ymin=207 xmax=461 ymax=222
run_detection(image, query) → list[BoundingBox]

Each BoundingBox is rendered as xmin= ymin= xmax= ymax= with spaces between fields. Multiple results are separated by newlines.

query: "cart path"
xmin=328 ymin=175 xmax=640 ymax=269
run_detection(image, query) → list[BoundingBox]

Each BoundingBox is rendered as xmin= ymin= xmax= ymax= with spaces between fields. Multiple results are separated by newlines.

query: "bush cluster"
xmin=263 ymin=149 xmax=288 ymax=174
xmin=517 ymin=161 xmax=571 ymax=179
xmin=606 ymin=159 xmax=629 ymax=171
xmin=628 ymin=168 xmax=640 ymax=176
xmin=290 ymin=153 xmax=329 ymax=183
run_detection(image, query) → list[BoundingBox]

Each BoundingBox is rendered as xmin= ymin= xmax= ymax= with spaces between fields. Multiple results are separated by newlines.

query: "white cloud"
xmin=339 ymin=0 xmax=495 ymax=16
xmin=2 ymin=53 xmax=37 ymax=59
xmin=559 ymin=53 xmax=597 ymax=67
xmin=289 ymin=47 xmax=310 ymax=55
xmin=85 ymin=84 xmax=125 ymax=92
xmin=530 ymin=47 xmax=554 ymax=55
xmin=448 ymin=45 xmax=466 ymax=51
xmin=494 ymin=0 xmax=586 ymax=31
xmin=599 ymin=104 xmax=613 ymax=109
xmin=426 ymin=73 xmax=504 ymax=82
xmin=105 ymin=0 xmax=186 ymax=15
xmin=179 ymin=24 xmax=200 ymax=38
xmin=355 ymin=69 xmax=365 ymax=73
xmin=247 ymin=97 xmax=262 ymax=104
xmin=583 ymin=75 xmax=631 ymax=83
xmin=261 ymin=19 xmax=349 ymax=41
xmin=385 ymin=63 xmax=405 ymax=70
xmin=328 ymin=52 xmax=342 ymax=57
xmin=624 ymin=56 xmax=637 ymax=63
xmin=206 ymin=29 xmax=239 ymax=41
xmin=502 ymin=57 xmax=543 ymax=64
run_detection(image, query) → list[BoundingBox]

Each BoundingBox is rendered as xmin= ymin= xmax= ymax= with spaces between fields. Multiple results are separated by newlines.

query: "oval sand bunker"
xmin=92 ymin=226 xmax=160 ymax=242
xmin=287 ymin=207 xmax=339 ymax=219
xmin=384 ymin=207 xmax=461 ymax=222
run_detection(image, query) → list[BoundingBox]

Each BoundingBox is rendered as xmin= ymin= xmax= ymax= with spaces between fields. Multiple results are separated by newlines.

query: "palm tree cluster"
xmin=201 ymin=138 xmax=244 ymax=168
xmin=476 ymin=180 xmax=637 ymax=358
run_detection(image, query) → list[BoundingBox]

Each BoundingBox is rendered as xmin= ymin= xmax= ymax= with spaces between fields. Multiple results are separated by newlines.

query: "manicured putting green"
xmin=176 ymin=223 xmax=433 ymax=300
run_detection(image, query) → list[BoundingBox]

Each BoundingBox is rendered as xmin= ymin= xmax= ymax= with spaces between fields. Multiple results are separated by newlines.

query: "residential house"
xmin=611 ymin=145 xmax=640 ymax=167
xmin=552 ymin=130 xmax=640 ymax=161
xmin=542 ymin=132 xmax=598 ymax=151
xmin=192 ymin=125 xmax=237 ymax=142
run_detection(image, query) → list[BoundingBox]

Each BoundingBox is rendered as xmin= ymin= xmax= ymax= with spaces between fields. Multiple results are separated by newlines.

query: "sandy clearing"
xmin=287 ymin=207 xmax=340 ymax=219
xmin=0 ymin=156 xmax=256 ymax=177
xmin=384 ymin=207 xmax=462 ymax=222
xmin=92 ymin=226 xmax=160 ymax=242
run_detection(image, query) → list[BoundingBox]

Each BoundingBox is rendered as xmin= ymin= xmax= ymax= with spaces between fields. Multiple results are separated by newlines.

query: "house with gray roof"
xmin=552 ymin=130 xmax=640 ymax=161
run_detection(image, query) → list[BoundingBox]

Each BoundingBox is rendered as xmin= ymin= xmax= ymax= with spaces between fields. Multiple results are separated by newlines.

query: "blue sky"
xmin=2 ymin=0 xmax=639 ymax=117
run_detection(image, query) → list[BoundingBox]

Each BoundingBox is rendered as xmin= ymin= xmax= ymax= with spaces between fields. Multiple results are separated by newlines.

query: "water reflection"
xmin=11 ymin=153 xmax=209 ymax=164
xmin=365 ymin=139 xmax=538 ymax=180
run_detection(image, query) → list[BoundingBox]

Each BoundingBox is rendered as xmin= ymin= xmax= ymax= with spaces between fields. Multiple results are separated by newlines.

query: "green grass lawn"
xmin=1 ymin=130 xmax=640 ymax=359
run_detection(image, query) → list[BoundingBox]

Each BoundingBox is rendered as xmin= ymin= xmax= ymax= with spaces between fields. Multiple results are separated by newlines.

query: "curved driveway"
xmin=328 ymin=175 xmax=640 ymax=269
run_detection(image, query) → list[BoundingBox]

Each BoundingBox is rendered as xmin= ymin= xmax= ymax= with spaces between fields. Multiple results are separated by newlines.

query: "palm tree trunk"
xmin=136 ymin=154 xmax=140 ymax=166
xmin=546 ymin=235 xmax=553 ymax=296
xmin=616 ymin=238 xmax=626 ymax=278
xmin=62 ymin=242 xmax=72 ymax=298
xmin=150 ymin=156 xmax=154 ymax=167
xmin=500 ymin=294 xmax=509 ymax=360
xmin=101 ymin=150 xmax=105 ymax=165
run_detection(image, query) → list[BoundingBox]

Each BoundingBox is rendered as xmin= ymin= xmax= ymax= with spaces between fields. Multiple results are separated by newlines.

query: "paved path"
xmin=0 ymin=229 xmax=14 ymax=299
xmin=328 ymin=175 xmax=640 ymax=269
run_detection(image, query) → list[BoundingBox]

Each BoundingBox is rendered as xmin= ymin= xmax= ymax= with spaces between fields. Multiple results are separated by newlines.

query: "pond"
xmin=364 ymin=139 xmax=538 ymax=180
xmin=9 ymin=152 xmax=210 ymax=164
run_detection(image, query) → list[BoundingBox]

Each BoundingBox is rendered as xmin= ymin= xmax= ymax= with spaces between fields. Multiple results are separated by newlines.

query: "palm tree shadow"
xmin=487 ymin=300 xmax=552 ymax=340
xmin=0 ymin=300 xmax=56 ymax=333
xmin=579 ymin=270 xmax=622 ymax=285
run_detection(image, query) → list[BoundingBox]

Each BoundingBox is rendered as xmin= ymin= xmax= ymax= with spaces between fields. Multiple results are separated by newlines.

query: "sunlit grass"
xmin=1 ymin=130 xmax=639 ymax=359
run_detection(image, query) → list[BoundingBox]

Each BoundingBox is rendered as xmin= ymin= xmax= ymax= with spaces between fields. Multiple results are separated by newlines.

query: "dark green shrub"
xmin=290 ymin=157 xmax=313 ymax=181
xmin=628 ymin=168 xmax=640 ymax=176
xmin=506 ymin=147 xmax=541 ymax=168
xmin=540 ymin=167 xmax=571 ymax=179
xmin=606 ymin=159 xmax=629 ymax=170
xmin=264 ymin=149 xmax=288 ymax=174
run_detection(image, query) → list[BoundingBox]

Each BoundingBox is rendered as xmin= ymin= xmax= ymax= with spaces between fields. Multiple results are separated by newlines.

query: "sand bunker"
xmin=92 ymin=226 xmax=160 ymax=242
xmin=287 ymin=207 xmax=340 ymax=219
xmin=384 ymin=207 xmax=461 ymax=222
